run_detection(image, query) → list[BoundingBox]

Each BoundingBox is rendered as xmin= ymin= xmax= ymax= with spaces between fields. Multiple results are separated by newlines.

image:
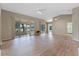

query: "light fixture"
xmin=33 ymin=8 xmax=46 ymax=15
xmin=47 ymin=18 xmax=53 ymax=22
xmin=37 ymin=11 xmax=42 ymax=14
xmin=54 ymin=18 xmax=58 ymax=21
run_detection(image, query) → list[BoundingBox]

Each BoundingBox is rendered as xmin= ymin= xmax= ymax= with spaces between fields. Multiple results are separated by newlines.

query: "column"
xmin=72 ymin=7 xmax=79 ymax=41
xmin=45 ymin=22 xmax=48 ymax=33
xmin=35 ymin=20 xmax=40 ymax=34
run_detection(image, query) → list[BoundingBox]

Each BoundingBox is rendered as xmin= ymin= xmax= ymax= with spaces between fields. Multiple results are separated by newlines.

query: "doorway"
xmin=40 ymin=24 xmax=45 ymax=33
xmin=48 ymin=23 xmax=53 ymax=33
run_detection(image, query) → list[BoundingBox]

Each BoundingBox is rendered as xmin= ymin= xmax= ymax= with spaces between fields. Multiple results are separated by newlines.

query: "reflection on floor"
xmin=1 ymin=33 xmax=79 ymax=56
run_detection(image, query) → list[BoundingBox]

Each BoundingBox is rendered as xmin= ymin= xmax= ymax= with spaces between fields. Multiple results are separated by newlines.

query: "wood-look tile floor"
xmin=1 ymin=33 xmax=79 ymax=56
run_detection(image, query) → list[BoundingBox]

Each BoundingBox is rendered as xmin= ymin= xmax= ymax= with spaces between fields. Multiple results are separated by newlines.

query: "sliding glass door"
xmin=15 ymin=22 xmax=35 ymax=36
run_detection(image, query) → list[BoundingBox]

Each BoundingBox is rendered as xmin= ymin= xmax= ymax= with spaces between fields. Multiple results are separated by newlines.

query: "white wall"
xmin=72 ymin=7 xmax=79 ymax=41
xmin=0 ymin=7 xmax=1 ymax=45
xmin=1 ymin=10 xmax=15 ymax=41
xmin=0 ymin=8 xmax=1 ymax=54
xmin=1 ymin=10 xmax=47 ymax=41
xmin=53 ymin=14 xmax=72 ymax=34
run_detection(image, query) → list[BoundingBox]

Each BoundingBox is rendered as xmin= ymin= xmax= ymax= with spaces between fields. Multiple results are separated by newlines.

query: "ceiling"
xmin=1 ymin=3 xmax=79 ymax=21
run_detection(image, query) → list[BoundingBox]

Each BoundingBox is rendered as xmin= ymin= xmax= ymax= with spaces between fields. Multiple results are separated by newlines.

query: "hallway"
xmin=1 ymin=33 xmax=79 ymax=56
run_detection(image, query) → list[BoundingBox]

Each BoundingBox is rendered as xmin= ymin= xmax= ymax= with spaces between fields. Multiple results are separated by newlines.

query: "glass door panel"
xmin=15 ymin=22 xmax=20 ymax=36
xmin=40 ymin=24 xmax=45 ymax=33
xmin=27 ymin=24 xmax=31 ymax=35
xmin=30 ymin=23 xmax=35 ymax=35
xmin=24 ymin=24 xmax=27 ymax=35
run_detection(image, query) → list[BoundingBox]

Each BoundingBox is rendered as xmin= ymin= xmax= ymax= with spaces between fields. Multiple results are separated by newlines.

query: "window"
xmin=27 ymin=24 xmax=30 ymax=31
xmin=67 ymin=23 xmax=72 ymax=34
xmin=20 ymin=24 xmax=23 ymax=32
xmin=40 ymin=24 xmax=45 ymax=32
xmin=50 ymin=26 xmax=52 ymax=30
xmin=24 ymin=24 xmax=27 ymax=27
xmin=24 ymin=24 xmax=27 ymax=31
xmin=30 ymin=23 xmax=35 ymax=31
xmin=48 ymin=23 xmax=52 ymax=32
xmin=15 ymin=22 xmax=20 ymax=32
